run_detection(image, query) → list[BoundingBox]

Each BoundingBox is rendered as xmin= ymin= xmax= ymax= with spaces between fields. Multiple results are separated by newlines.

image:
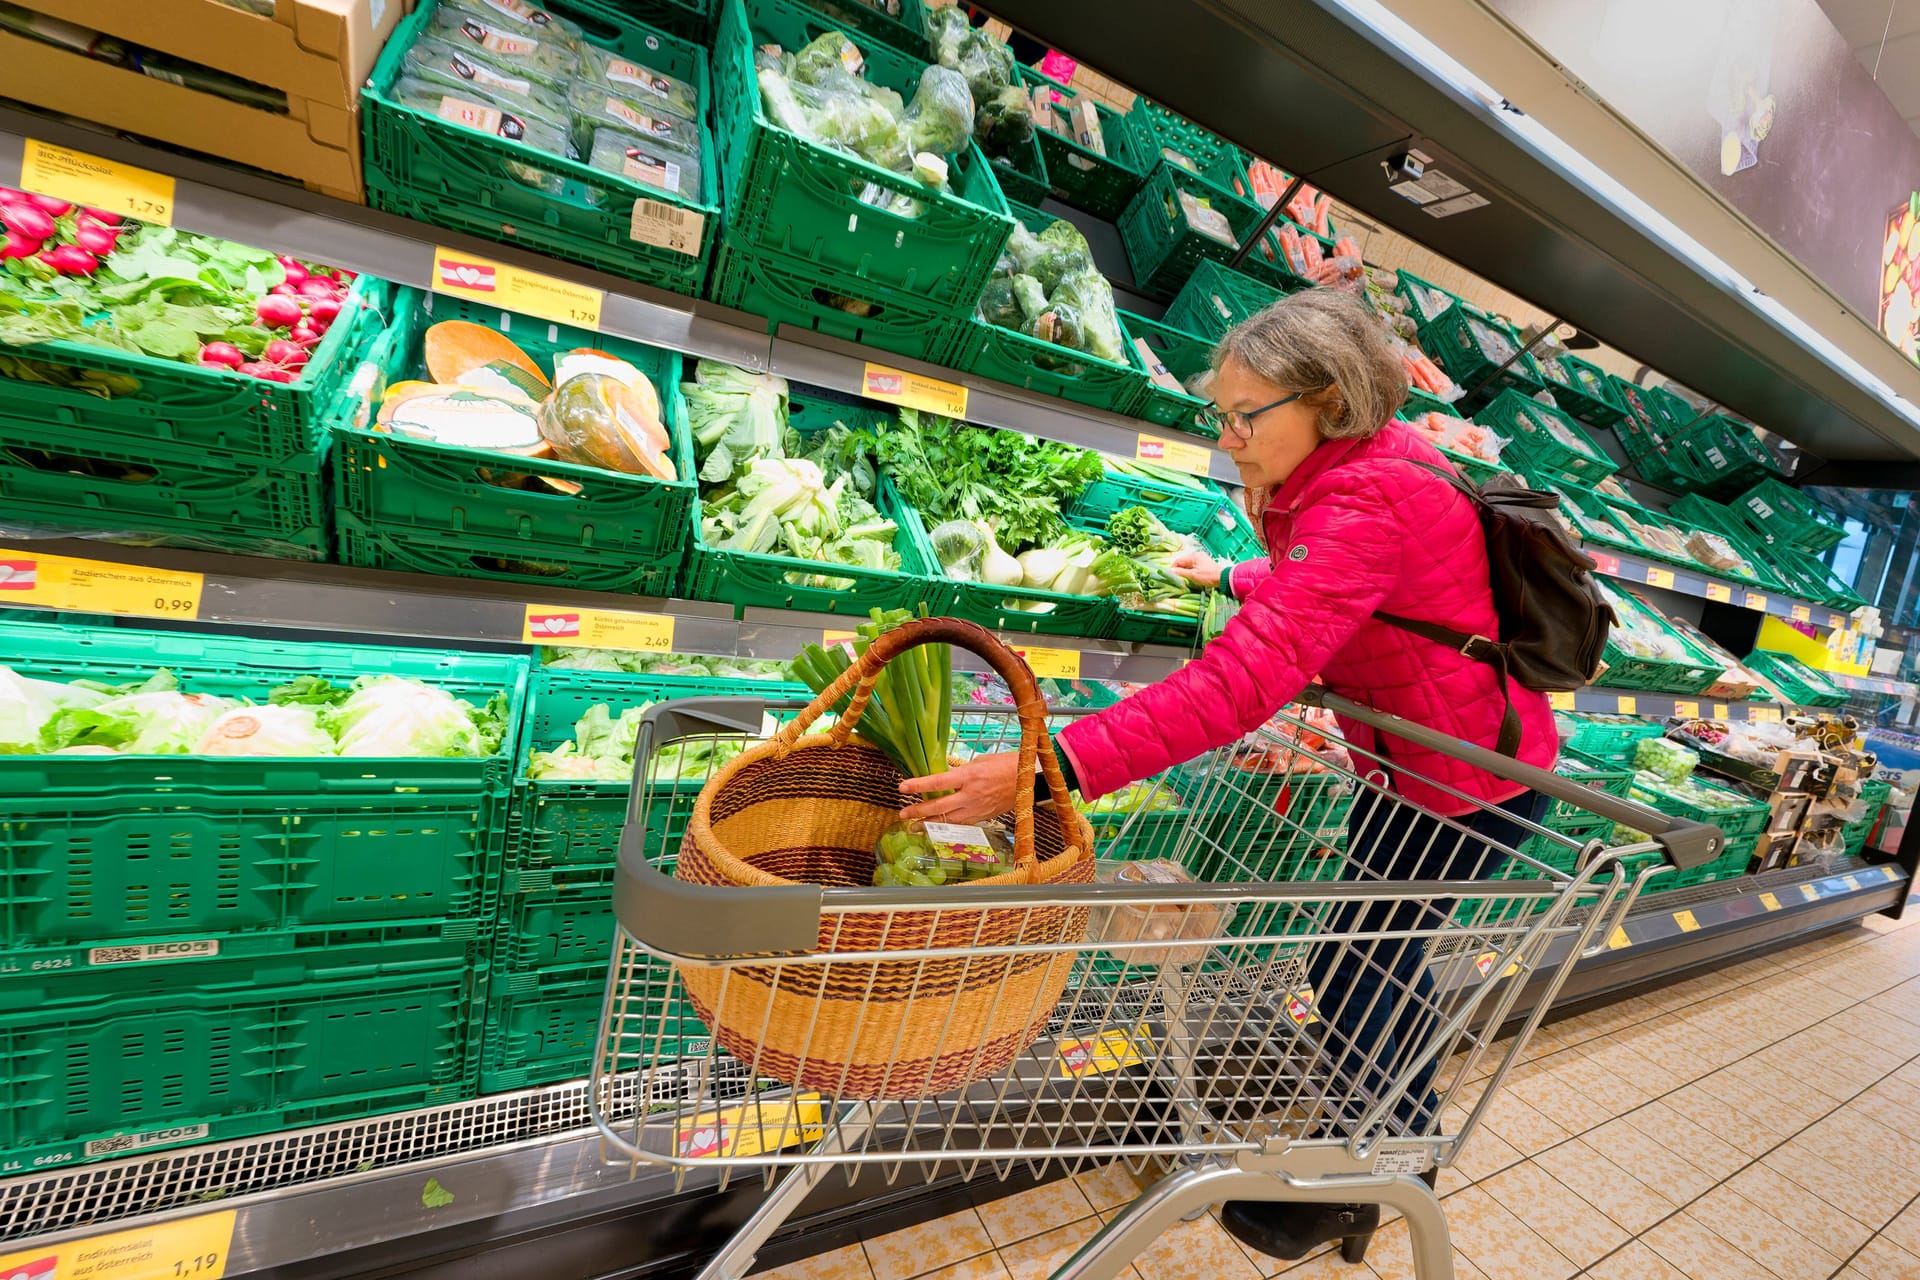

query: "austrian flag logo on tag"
xmin=0 ymin=559 xmax=38 ymax=590
xmin=527 ymin=611 xmax=580 ymax=638
xmin=438 ymin=258 xmax=497 ymax=292
xmin=863 ymin=369 xmax=904 ymax=396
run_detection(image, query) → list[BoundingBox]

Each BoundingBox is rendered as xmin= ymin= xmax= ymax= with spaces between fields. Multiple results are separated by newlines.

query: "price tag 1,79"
xmin=1135 ymin=433 xmax=1213 ymax=475
xmin=523 ymin=604 xmax=674 ymax=653
xmin=432 ymin=247 xmax=602 ymax=329
xmin=21 ymin=138 xmax=175 ymax=225
xmin=0 ymin=1208 xmax=235 ymax=1280
xmin=0 ymin=547 xmax=202 ymax=619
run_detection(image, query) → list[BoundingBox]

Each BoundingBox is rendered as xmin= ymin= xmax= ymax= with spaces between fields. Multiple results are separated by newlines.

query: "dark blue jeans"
xmin=1305 ymin=787 xmax=1547 ymax=1135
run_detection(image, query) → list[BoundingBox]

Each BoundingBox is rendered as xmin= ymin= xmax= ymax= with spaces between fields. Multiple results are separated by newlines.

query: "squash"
xmin=380 ymin=384 xmax=548 ymax=454
xmin=423 ymin=321 xmax=550 ymax=390
xmin=538 ymin=372 xmax=675 ymax=480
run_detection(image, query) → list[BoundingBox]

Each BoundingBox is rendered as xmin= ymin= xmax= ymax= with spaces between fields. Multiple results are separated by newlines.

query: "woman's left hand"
xmin=900 ymin=752 xmax=1020 ymax=825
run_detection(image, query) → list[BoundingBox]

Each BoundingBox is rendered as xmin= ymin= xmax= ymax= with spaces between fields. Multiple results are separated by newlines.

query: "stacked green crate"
xmin=1066 ymin=495 xmax=1261 ymax=646
xmin=1021 ymin=68 xmax=1150 ymax=219
xmin=0 ymin=273 xmax=388 ymax=560
xmin=1628 ymin=772 xmax=1767 ymax=884
xmin=0 ymin=619 xmax=528 ymax=1169
xmin=705 ymin=0 xmax=1013 ymax=361
xmin=1736 ymin=478 xmax=1847 ymax=553
xmin=1549 ymin=354 xmax=1629 ymax=429
xmin=1169 ymin=750 xmax=1354 ymax=887
xmin=1843 ymin=778 xmax=1893 ymax=856
xmin=1679 ymin=415 xmax=1787 ymax=495
xmin=1597 ymin=581 xmax=1723 ymax=694
xmin=1125 ymin=99 xmax=1241 ymax=175
xmin=1067 ymin=462 xmax=1230 ymax=527
xmin=1200 ymin=153 xmax=1341 ymax=294
xmin=486 ymin=666 xmax=805 ymax=1090
xmin=1393 ymin=271 xmax=1464 ymax=327
xmin=1417 ymin=309 xmax=1543 ymax=408
xmin=1745 ymin=651 xmax=1848 ymax=709
xmin=361 ymin=0 xmax=720 ymax=295
xmin=1557 ymin=714 xmax=1666 ymax=766
xmin=1163 ymin=260 xmax=1284 ymax=342
xmin=1120 ymin=310 xmax=1215 ymax=432
xmin=1118 ymin=163 xmax=1266 ymax=299
xmin=1474 ymin=391 xmax=1617 ymax=487
xmin=331 ymin=291 xmax=698 ymax=593
xmin=1667 ymin=494 xmax=1799 ymax=595
xmin=1607 ymin=378 xmax=1706 ymax=491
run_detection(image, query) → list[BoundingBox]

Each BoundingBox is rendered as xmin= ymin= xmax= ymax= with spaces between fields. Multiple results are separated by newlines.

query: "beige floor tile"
xmin=1639 ymin=1212 xmax=1778 ymax=1280
xmin=1448 ymin=1251 xmax=1489 ymax=1280
xmin=1798 ymin=1108 xmax=1920 ymax=1177
xmin=1883 ymin=1203 xmax=1920 ymax=1258
xmin=1477 ymin=1160 xmax=1628 ymax=1266
xmin=1620 ymin=1100 xmax=1751 ymax=1180
xmin=1847 ymin=1233 xmax=1920 ymax=1280
xmin=1507 ymin=1070 xmax=1618 ymax=1135
xmin=1685 ymin=1185 xmax=1845 ymax=1280
xmin=754 ymin=1242 xmax=875 ymax=1280
xmin=1534 ymin=1138 xmax=1679 ymax=1235
xmin=1763 ymin=1144 xmax=1909 ymax=1227
xmin=1583 ymin=1240 xmax=1691 ymax=1280
xmin=1440 ymin=1185 xmax=1578 ymax=1280
xmin=1660 ymin=1088 xmax=1787 ymax=1159
xmin=996 ymin=1219 xmax=1102 ymax=1280
xmin=862 ymin=1209 xmax=995 ymax=1280
xmin=1723 ymin=1161 xmax=1875 ymax=1257
xmin=1549 ymin=1050 xmax=1658 ymax=1115
xmin=1357 ymin=1215 xmax=1411 ymax=1280
xmin=1127 ymin=1213 xmax=1264 ymax=1280
xmin=1074 ymin=1163 xmax=1146 ymax=1213
xmin=1477 ymin=1090 xmax=1575 ymax=1157
xmin=1265 ymin=1247 xmax=1367 ymax=1280
xmin=909 ymin=1256 xmax=1011 ymax=1280
xmin=1587 ymin=1118 xmax=1719 ymax=1204
xmin=975 ymin=1180 xmax=1096 ymax=1248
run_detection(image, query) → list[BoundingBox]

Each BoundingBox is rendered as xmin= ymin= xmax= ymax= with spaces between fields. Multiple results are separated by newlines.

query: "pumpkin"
xmin=538 ymin=372 xmax=675 ymax=480
xmin=424 ymin=321 xmax=550 ymax=390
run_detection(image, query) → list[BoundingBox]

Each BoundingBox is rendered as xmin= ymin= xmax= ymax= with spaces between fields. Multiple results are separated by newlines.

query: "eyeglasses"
xmin=1201 ymin=391 xmax=1304 ymax=441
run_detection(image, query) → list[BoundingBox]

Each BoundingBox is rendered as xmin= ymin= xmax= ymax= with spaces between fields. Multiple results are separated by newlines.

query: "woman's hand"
xmin=1170 ymin=549 xmax=1224 ymax=590
xmin=900 ymin=752 xmax=1020 ymax=825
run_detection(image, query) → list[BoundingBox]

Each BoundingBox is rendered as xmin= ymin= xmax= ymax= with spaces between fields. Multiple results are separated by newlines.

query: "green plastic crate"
xmin=1170 ymin=757 xmax=1354 ymax=884
xmin=712 ymin=0 xmax=1013 ymax=313
xmin=1666 ymin=494 xmax=1798 ymax=594
xmin=1022 ymin=68 xmax=1148 ymax=219
xmin=805 ymin=0 xmax=927 ymax=56
xmin=1076 ymin=502 xmax=1261 ymax=647
xmin=610 ymin=0 xmax=719 ymax=40
xmin=1474 ymin=390 xmax=1617 ymax=486
xmin=1082 ymin=794 xmax=1194 ymax=862
xmin=948 ymin=202 xmax=1151 ymax=414
xmin=330 ymin=291 xmax=696 ymax=593
xmin=1418 ymin=308 xmax=1543 ymax=407
xmin=1163 ymin=260 xmax=1283 ymax=343
xmin=1066 ymin=464 xmax=1228 ymax=528
xmin=1745 ymin=650 xmax=1848 ymax=709
xmin=1125 ymin=98 xmax=1240 ymax=175
xmin=707 ymin=243 xmax=967 ymax=364
xmin=1391 ymin=270 xmax=1463 ymax=327
xmin=1608 ymin=379 xmax=1710 ymax=492
xmin=1843 ymin=778 xmax=1892 ymax=856
xmin=1737 ymin=478 xmax=1846 ymax=553
xmin=985 ymin=124 xmax=1051 ymax=207
xmin=1631 ymin=774 xmax=1769 ymax=841
xmin=0 ymin=954 xmax=482 ymax=1171
xmin=1597 ymin=584 xmax=1721 ymax=695
xmin=1557 ymin=716 xmax=1664 ymax=766
xmin=362 ymin=0 xmax=720 ymax=296
xmin=1766 ymin=546 xmax=1865 ymax=613
xmin=1676 ymin=416 xmax=1785 ymax=496
xmin=1551 ymin=354 xmax=1629 ymax=429
xmin=1120 ymin=310 xmax=1214 ymax=433
xmin=934 ymin=573 xmax=1119 ymax=640
xmin=1201 ymin=153 xmax=1339 ymax=245
xmin=684 ymin=393 xmax=941 ymax=616
xmin=478 ymin=954 xmax=707 ymax=1090
xmin=1119 ymin=163 xmax=1266 ymax=300
xmin=0 ymin=424 xmax=329 ymax=561
xmin=0 ymin=273 xmax=390 ymax=467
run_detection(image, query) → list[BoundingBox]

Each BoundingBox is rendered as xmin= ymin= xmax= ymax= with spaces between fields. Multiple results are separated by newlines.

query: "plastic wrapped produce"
xmin=871 ymin=818 xmax=1017 ymax=885
xmin=391 ymin=77 xmax=574 ymax=188
xmin=577 ymin=42 xmax=700 ymax=120
xmin=1052 ymin=269 xmax=1124 ymax=364
xmin=1633 ymin=736 xmax=1699 ymax=783
xmin=442 ymin=0 xmax=585 ymax=47
xmin=924 ymin=5 xmax=968 ymax=68
xmin=567 ymin=82 xmax=704 ymax=158
xmin=403 ymin=37 xmax=572 ymax=131
xmin=427 ymin=6 xmax=579 ymax=94
xmin=904 ymin=65 xmax=975 ymax=158
xmin=586 ymin=127 xmax=703 ymax=201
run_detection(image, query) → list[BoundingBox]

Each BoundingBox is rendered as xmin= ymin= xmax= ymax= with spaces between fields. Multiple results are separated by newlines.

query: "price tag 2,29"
xmin=523 ymin=604 xmax=674 ymax=653
xmin=0 ymin=1208 xmax=235 ymax=1280
xmin=432 ymin=247 xmax=602 ymax=329
xmin=1013 ymin=645 xmax=1080 ymax=680
xmin=0 ymin=547 xmax=201 ymax=619
xmin=21 ymin=138 xmax=175 ymax=225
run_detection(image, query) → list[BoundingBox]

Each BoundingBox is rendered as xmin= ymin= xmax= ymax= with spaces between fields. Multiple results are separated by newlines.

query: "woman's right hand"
xmin=1171 ymin=549 xmax=1224 ymax=590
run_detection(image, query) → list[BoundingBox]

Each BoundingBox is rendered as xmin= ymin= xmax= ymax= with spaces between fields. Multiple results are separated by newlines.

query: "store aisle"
xmin=753 ymin=902 xmax=1920 ymax=1280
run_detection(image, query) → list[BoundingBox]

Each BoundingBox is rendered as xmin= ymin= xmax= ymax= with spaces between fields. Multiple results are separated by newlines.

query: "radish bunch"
xmin=199 ymin=257 xmax=359 ymax=382
xmin=0 ymin=187 xmax=123 ymax=277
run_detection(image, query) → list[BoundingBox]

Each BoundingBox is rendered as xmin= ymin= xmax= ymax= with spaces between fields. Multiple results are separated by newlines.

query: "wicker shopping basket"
xmin=675 ymin=618 xmax=1097 ymax=1098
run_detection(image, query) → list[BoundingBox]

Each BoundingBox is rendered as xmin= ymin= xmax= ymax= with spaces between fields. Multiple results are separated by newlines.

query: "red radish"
xmin=262 ymin=338 xmax=308 ymax=367
xmin=255 ymin=295 xmax=303 ymax=327
xmin=25 ymin=194 xmax=72 ymax=216
xmin=297 ymin=276 xmax=336 ymax=300
xmin=78 ymin=208 xmax=122 ymax=228
xmin=307 ymin=297 xmax=342 ymax=326
xmin=289 ymin=322 xmax=324 ymax=348
xmin=73 ymin=224 xmax=118 ymax=257
xmin=276 ymin=256 xmax=309 ymax=284
xmin=237 ymin=361 xmax=295 ymax=382
xmin=1 ymin=231 xmax=41 ymax=260
xmin=3 ymin=204 xmax=55 ymax=242
xmin=269 ymin=282 xmax=299 ymax=298
xmin=198 ymin=342 xmax=246 ymax=369
xmin=335 ymin=268 xmax=358 ymax=281
xmin=41 ymin=245 xmax=98 ymax=275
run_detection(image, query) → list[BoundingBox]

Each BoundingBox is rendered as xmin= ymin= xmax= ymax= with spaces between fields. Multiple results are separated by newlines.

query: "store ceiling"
xmin=986 ymin=0 xmax=1920 ymax=468
xmin=1813 ymin=0 xmax=1920 ymax=136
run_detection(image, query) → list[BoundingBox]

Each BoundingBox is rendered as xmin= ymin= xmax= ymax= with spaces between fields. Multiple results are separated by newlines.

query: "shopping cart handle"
xmin=1297 ymin=686 xmax=1726 ymax=872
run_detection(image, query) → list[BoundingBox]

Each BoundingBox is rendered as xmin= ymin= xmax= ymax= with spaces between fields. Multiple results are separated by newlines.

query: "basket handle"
xmin=775 ymin=616 xmax=1079 ymax=866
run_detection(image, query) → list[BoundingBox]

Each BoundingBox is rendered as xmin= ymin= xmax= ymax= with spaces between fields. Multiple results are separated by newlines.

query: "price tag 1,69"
xmin=21 ymin=138 xmax=175 ymax=225
xmin=432 ymin=247 xmax=602 ymax=329
xmin=0 ymin=1208 xmax=235 ymax=1280
xmin=0 ymin=547 xmax=202 ymax=619
xmin=861 ymin=363 xmax=968 ymax=418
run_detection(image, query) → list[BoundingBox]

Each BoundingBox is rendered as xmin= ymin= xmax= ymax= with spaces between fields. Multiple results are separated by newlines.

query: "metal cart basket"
xmin=590 ymin=625 xmax=1720 ymax=1280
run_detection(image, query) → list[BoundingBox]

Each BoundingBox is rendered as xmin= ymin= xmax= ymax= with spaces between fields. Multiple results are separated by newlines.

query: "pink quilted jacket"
xmin=1057 ymin=420 xmax=1557 ymax=817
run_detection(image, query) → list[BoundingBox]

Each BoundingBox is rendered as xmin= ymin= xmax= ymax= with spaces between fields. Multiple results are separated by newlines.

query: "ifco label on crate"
xmin=861 ymin=363 xmax=968 ymax=418
xmin=431 ymin=247 xmax=602 ymax=329
xmin=84 ymin=1125 xmax=212 ymax=1158
xmin=21 ymin=138 xmax=175 ymax=226
xmin=630 ymin=198 xmax=705 ymax=256
xmin=0 ymin=1207 xmax=233 ymax=1280
xmin=88 ymin=940 xmax=219 ymax=967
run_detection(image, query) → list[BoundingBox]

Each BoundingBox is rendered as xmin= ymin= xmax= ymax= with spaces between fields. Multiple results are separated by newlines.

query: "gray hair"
xmin=1213 ymin=288 xmax=1408 ymax=439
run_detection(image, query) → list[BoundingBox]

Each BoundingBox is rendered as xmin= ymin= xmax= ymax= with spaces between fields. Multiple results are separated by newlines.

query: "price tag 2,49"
xmin=0 ymin=547 xmax=201 ymax=619
xmin=0 ymin=1208 xmax=235 ymax=1280
xmin=523 ymin=604 xmax=674 ymax=653
xmin=21 ymin=138 xmax=175 ymax=225
xmin=432 ymin=247 xmax=602 ymax=329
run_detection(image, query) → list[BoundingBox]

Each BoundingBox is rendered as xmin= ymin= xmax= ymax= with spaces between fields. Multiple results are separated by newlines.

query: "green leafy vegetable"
xmin=789 ymin=607 xmax=950 ymax=780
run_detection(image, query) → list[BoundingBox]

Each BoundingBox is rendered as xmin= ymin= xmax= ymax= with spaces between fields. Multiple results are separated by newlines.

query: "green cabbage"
xmin=316 ymin=676 xmax=505 ymax=758
xmin=195 ymin=704 xmax=336 ymax=757
xmin=0 ymin=666 xmax=103 ymax=753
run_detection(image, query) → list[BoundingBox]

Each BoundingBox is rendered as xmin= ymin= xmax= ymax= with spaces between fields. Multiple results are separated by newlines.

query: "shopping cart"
xmin=590 ymin=627 xmax=1721 ymax=1280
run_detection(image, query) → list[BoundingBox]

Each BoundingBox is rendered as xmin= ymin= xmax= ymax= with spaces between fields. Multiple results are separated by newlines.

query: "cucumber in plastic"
xmin=567 ymin=83 xmax=704 ymax=160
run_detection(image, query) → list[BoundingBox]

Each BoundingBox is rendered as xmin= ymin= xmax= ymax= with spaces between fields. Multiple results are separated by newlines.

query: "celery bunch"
xmin=787 ymin=607 xmax=951 ymax=779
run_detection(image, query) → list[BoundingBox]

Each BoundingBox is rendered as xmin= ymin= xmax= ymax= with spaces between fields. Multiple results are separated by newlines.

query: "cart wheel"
xmin=1341 ymin=1229 xmax=1374 ymax=1264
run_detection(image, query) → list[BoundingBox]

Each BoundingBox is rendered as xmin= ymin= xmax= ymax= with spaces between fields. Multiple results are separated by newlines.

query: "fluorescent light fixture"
xmin=1324 ymin=0 xmax=1920 ymax=433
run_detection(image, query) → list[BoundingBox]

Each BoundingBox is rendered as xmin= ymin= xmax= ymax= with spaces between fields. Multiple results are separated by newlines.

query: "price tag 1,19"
xmin=523 ymin=604 xmax=674 ymax=653
xmin=0 ymin=1208 xmax=235 ymax=1280
xmin=1013 ymin=645 xmax=1081 ymax=679
xmin=1135 ymin=433 xmax=1214 ymax=475
xmin=861 ymin=363 xmax=968 ymax=418
xmin=0 ymin=547 xmax=202 ymax=619
xmin=21 ymin=138 xmax=176 ymax=225
xmin=432 ymin=247 xmax=602 ymax=329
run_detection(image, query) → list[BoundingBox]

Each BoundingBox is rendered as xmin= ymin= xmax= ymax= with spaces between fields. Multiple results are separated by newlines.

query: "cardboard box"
xmin=1753 ymin=830 xmax=1797 ymax=873
xmin=4 ymin=0 xmax=410 ymax=202
xmin=1768 ymin=792 xmax=1813 ymax=835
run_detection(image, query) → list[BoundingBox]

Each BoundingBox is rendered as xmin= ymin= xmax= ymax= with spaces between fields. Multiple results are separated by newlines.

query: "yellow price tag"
xmin=1759 ymin=892 xmax=1781 ymax=911
xmin=0 ymin=1208 xmax=235 ymax=1280
xmin=1673 ymin=701 xmax=1700 ymax=719
xmin=861 ymin=363 xmax=969 ymax=418
xmin=523 ymin=604 xmax=674 ymax=652
xmin=21 ymin=138 xmax=176 ymax=226
xmin=1828 ymin=613 xmax=1845 ymax=630
xmin=432 ymin=247 xmax=602 ymax=328
xmin=0 ymin=546 xmax=201 ymax=619
xmin=1842 ymin=874 xmax=1862 ymax=891
xmin=1606 ymin=926 xmax=1630 ymax=950
xmin=1645 ymin=567 xmax=1675 ymax=589
xmin=1790 ymin=604 xmax=1812 ymax=623
xmin=1749 ymin=706 xmax=1782 ymax=723
xmin=676 ymin=1094 xmax=825 ymax=1159
xmin=1135 ymin=433 xmax=1214 ymax=475
xmin=1673 ymin=910 xmax=1700 ymax=933
xmin=1713 ymin=704 xmax=1729 ymax=720
xmin=1548 ymin=690 xmax=1576 ymax=711
xmin=1013 ymin=645 xmax=1080 ymax=679
xmin=822 ymin=629 xmax=857 ymax=648
xmin=1616 ymin=695 xmax=1637 ymax=714
xmin=1800 ymin=883 xmax=1819 ymax=902
xmin=1705 ymin=582 xmax=1733 ymax=603
xmin=1058 ymin=1026 xmax=1149 ymax=1075
xmin=1744 ymin=592 xmax=1768 ymax=610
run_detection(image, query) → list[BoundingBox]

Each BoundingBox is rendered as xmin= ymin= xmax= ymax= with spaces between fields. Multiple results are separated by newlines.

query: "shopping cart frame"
xmin=592 ymin=674 xmax=1721 ymax=1280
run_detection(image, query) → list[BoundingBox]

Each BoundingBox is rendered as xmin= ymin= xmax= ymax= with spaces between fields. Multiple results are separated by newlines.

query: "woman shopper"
xmin=900 ymin=287 xmax=1557 ymax=1263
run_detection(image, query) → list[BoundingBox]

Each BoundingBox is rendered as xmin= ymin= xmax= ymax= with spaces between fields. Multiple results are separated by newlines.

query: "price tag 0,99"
xmin=0 ymin=546 xmax=202 ymax=619
xmin=21 ymin=138 xmax=176 ymax=225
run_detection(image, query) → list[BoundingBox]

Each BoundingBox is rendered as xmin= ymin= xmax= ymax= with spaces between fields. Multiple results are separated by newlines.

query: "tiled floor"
xmin=752 ymin=900 xmax=1920 ymax=1280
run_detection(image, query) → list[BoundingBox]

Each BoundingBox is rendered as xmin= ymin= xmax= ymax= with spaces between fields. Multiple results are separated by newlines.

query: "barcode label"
xmin=630 ymin=199 xmax=704 ymax=255
xmin=88 ymin=939 xmax=219 ymax=966
xmin=85 ymin=1124 xmax=209 ymax=1157
xmin=1371 ymin=1148 xmax=1428 ymax=1176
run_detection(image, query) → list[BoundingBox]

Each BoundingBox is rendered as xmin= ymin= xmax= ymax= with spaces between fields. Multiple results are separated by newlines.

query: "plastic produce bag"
xmin=904 ymin=64 xmax=975 ymax=158
xmin=1090 ymin=859 xmax=1226 ymax=968
xmin=1634 ymin=736 xmax=1699 ymax=783
xmin=567 ymin=82 xmax=704 ymax=158
xmin=403 ymin=36 xmax=573 ymax=131
xmin=793 ymin=30 xmax=867 ymax=92
xmin=427 ymin=5 xmax=579 ymax=94
xmin=872 ymin=817 xmax=1017 ymax=885
xmin=393 ymin=76 xmax=574 ymax=191
xmin=924 ymin=5 xmax=969 ymax=69
xmin=1052 ymin=268 xmax=1124 ymax=364
xmin=441 ymin=0 xmax=585 ymax=49
xmin=577 ymin=42 xmax=700 ymax=121
xmin=586 ymin=127 xmax=702 ymax=201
